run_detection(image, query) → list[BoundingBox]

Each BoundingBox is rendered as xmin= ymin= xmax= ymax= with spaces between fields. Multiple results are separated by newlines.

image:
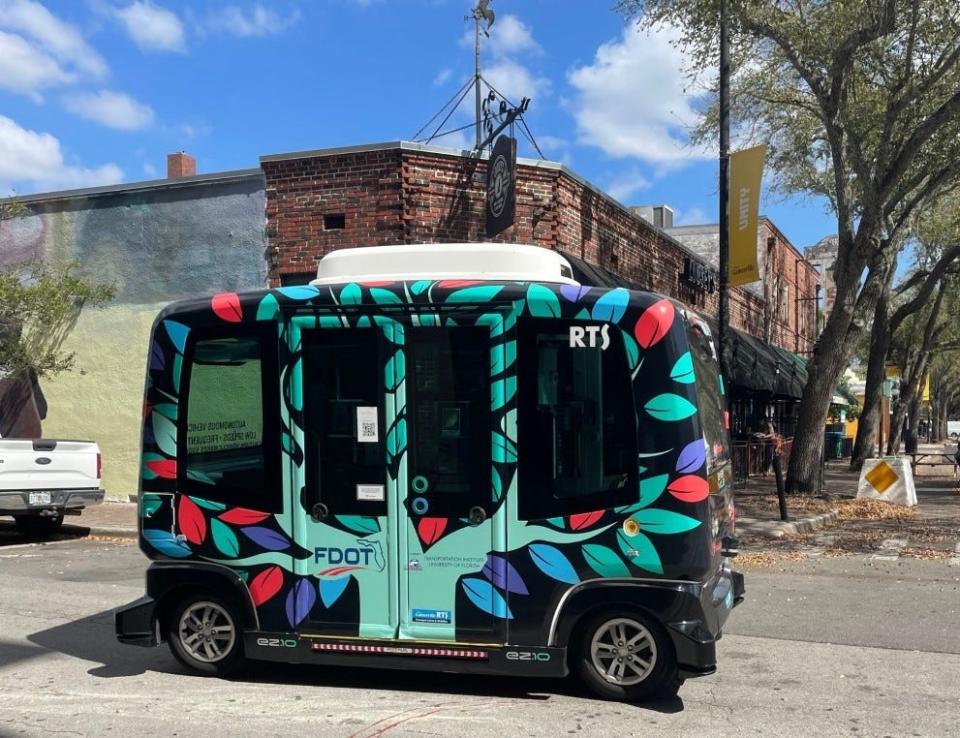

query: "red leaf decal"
xmin=568 ymin=510 xmax=604 ymax=531
xmin=146 ymin=459 xmax=177 ymax=479
xmin=634 ymin=299 xmax=675 ymax=349
xmin=211 ymin=292 xmax=243 ymax=323
xmin=219 ymin=507 xmax=271 ymax=525
xmin=143 ymin=403 xmax=152 ymax=420
xmin=249 ymin=565 xmax=284 ymax=607
xmin=667 ymin=475 xmax=710 ymax=503
xmin=437 ymin=280 xmax=482 ymax=289
xmin=360 ymin=280 xmax=395 ymax=287
xmin=177 ymin=495 xmax=207 ymax=544
xmin=417 ymin=517 xmax=448 ymax=546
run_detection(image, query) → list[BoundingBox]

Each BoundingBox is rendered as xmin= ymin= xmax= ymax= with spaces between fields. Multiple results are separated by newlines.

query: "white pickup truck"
xmin=0 ymin=438 xmax=103 ymax=536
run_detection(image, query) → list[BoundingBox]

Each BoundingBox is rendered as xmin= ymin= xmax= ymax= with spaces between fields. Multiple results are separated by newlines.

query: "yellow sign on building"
xmin=728 ymin=145 xmax=766 ymax=286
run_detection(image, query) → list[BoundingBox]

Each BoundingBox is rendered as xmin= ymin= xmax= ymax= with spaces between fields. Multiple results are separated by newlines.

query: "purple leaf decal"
xmin=241 ymin=526 xmax=291 ymax=551
xmin=284 ymin=578 xmax=317 ymax=628
xmin=482 ymin=554 xmax=528 ymax=595
xmin=150 ymin=341 xmax=165 ymax=371
xmin=676 ymin=439 xmax=706 ymax=474
xmin=560 ymin=284 xmax=590 ymax=303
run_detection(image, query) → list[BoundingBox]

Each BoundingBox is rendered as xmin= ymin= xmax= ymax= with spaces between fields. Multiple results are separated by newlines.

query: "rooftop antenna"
xmin=471 ymin=1 xmax=495 ymax=149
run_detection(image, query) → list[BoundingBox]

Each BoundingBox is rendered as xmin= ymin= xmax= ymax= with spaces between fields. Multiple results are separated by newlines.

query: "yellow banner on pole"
xmin=729 ymin=145 xmax=766 ymax=286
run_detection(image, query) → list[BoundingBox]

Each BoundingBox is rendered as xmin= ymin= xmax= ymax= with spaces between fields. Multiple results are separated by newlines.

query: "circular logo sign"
xmin=487 ymin=153 xmax=511 ymax=218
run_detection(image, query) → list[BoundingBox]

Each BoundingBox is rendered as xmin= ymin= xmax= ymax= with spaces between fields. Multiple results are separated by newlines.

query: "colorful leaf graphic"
xmin=150 ymin=341 xmax=165 ymax=371
xmin=145 ymin=458 xmax=176 ymax=479
xmin=669 ymin=351 xmax=696 ymax=384
xmin=461 ymin=578 xmax=513 ymax=619
xmin=528 ymin=543 xmax=580 ymax=584
xmin=249 ymin=565 xmax=284 ymax=606
xmin=370 ymin=287 xmax=403 ymax=305
xmin=591 ymin=288 xmax=629 ymax=323
xmin=154 ymin=403 xmax=177 ymax=422
xmin=492 ymin=468 xmax=503 ymax=502
xmin=438 ymin=280 xmax=482 ymax=289
xmin=445 ymin=285 xmax=504 ymax=303
xmin=385 ymin=419 xmax=407 ymax=458
xmin=211 ymin=292 xmax=243 ymax=323
xmin=277 ymin=285 xmax=320 ymax=300
xmin=210 ymin=519 xmax=240 ymax=557
xmin=632 ymin=508 xmax=701 ymax=534
xmin=151 ymin=412 xmax=177 ymax=457
xmin=334 ymin=515 xmax=380 ymax=535
xmin=172 ymin=353 xmax=183 ymax=393
xmin=645 ymin=393 xmax=697 ymax=421
xmin=668 ymin=475 xmax=710 ymax=503
xmin=582 ymin=543 xmax=631 ymax=578
xmin=676 ymin=439 xmax=706 ymax=474
xmin=163 ymin=320 xmax=189 ymax=353
xmin=634 ymin=299 xmax=675 ymax=349
xmin=490 ymin=340 xmax=517 ymax=375
xmin=546 ymin=516 xmax=565 ymax=528
xmin=560 ymin=284 xmax=590 ymax=303
xmin=285 ymin=578 xmax=317 ymax=628
xmin=319 ymin=576 xmax=351 ymax=608
xmin=526 ymin=284 xmax=561 ymax=318
xmin=482 ymin=555 xmax=528 ymax=595
xmin=385 ymin=351 xmax=405 ymax=391
xmin=143 ymin=529 xmax=192 ymax=558
xmin=189 ymin=496 xmax=226 ymax=511
xmin=256 ymin=293 xmax=280 ymax=321
xmin=492 ymin=432 xmax=517 ymax=463
xmin=615 ymin=529 xmax=664 ymax=574
xmin=340 ymin=283 xmax=362 ymax=305
xmin=615 ymin=474 xmax=668 ymax=514
xmin=219 ymin=507 xmax=271 ymax=525
xmin=417 ymin=517 xmax=447 ymax=546
xmin=410 ymin=280 xmax=432 ymax=296
xmin=623 ymin=333 xmax=640 ymax=372
xmin=141 ymin=493 xmax=162 ymax=518
xmin=568 ymin=510 xmax=604 ymax=531
xmin=241 ymin=526 xmax=291 ymax=551
xmin=490 ymin=376 xmax=517 ymax=411
xmin=177 ymin=495 xmax=207 ymax=545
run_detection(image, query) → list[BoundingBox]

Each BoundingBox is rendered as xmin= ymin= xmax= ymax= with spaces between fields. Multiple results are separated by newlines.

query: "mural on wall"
xmin=0 ymin=174 xmax=268 ymax=495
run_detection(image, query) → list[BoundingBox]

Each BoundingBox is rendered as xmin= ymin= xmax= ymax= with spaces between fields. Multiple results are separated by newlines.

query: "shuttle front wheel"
xmin=574 ymin=610 xmax=680 ymax=701
xmin=167 ymin=594 xmax=246 ymax=676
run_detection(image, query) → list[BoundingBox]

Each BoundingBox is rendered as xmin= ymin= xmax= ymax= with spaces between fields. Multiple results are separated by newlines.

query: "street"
xmin=1 ymin=531 xmax=958 ymax=737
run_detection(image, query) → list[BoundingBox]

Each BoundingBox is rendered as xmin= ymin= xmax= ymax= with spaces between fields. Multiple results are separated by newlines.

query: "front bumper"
xmin=0 ymin=488 xmax=104 ymax=515
xmin=115 ymin=596 xmax=159 ymax=647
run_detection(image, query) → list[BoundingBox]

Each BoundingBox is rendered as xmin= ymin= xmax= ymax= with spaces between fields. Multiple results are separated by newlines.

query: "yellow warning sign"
xmin=865 ymin=461 xmax=898 ymax=495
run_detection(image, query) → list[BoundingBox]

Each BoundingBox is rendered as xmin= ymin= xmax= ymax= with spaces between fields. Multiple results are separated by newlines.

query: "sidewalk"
xmin=65 ymin=500 xmax=138 ymax=539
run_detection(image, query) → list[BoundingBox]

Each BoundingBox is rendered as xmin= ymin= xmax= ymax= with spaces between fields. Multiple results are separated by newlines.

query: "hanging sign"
xmin=729 ymin=145 xmax=766 ymax=286
xmin=486 ymin=135 xmax=517 ymax=237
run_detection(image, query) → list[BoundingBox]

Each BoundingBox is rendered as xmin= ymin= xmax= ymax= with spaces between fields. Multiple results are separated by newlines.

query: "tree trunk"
xmin=851 ymin=290 xmax=891 ymax=469
xmin=905 ymin=394 xmax=922 ymax=452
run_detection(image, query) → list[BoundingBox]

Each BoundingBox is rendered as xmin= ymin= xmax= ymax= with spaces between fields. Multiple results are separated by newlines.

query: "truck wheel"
xmin=166 ymin=594 xmax=245 ymax=676
xmin=574 ymin=609 xmax=681 ymax=702
xmin=13 ymin=513 xmax=64 ymax=538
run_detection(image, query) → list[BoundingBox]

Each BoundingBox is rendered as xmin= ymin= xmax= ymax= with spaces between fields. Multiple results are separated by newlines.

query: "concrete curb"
xmin=63 ymin=523 xmax=138 ymax=540
xmin=737 ymin=510 xmax=841 ymax=540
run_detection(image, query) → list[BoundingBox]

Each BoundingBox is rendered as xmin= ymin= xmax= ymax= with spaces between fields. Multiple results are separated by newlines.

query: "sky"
xmin=0 ymin=0 xmax=837 ymax=250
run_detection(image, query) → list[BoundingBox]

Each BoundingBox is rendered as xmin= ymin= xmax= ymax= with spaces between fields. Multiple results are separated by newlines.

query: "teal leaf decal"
xmin=645 ymin=393 xmax=697 ymax=421
xmin=189 ymin=496 xmax=227 ymax=512
xmin=370 ymin=287 xmax=403 ymax=305
xmin=492 ymin=468 xmax=503 ymax=502
xmin=616 ymin=529 xmax=664 ymax=574
xmin=526 ymin=284 xmax=561 ymax=318
xmin=490 ymin=376 xmax=517 ymax=411
xmin=669 ymin=352 xmax=696 ymax=384
xmin=492 ymin=432 xmax=517 ymax=463
xmin=385 ymin=351 xmax=405 ymax=391
xmin=340 ymin=283 xmax=362 ymax=305
xmin=461 ymin=578 xmax=513 ymax=619
xmin=319 ymin=576 xmax=351 ymax=608
xmin=356 ymin=316 xmax=371 ymax=328
xmin=591 ymin=288 xmax=630 ymax=322
xmin=582 ymin=544 xmax=631 ymax=578
xmin=318 ymin=315 xmax=342 ymax=328
xmin=277 ymin=286 xmax=319 ymax=301
xmin=186 ymin=468 xmax=215 ymax=485
xmin=529 ymin=543 xmax=580 ymax=584
xmin=445 ymin=285 xmax=504 ymax=303
xmin=143 ymin=529 xmax=192 ymax=558
xmin=152 ymin=412 xmax=177 ymax=457
xmin=154 ymin=403 xmax=177 ymax=422
xmin=490 ymin=340 xmax=517 ymax=375
xmin=386 ymin=418 xmax=407 ymax=457
xmin=210 ymin=519 xmax=240 ymax=557
xmin=141 ymin=493 xmax=162 ymax=518
xmin=334 ymin=515 xmax=380 ymax=535
xmin=410 ymin=280 xmax=431 ymax=296
xmin=632 ymin=508 xmax=701 ymax=534
xmin=574 ymin=308 xmax=591 ymax=320
xmin=281 ymin=431 xmax=294 ymax=455
xmin=615 ymin=474 xmax=668 ymax=514
xmin=163 ymin=320 xmax=189 ymax=353
xmin=172 ymin=353 xmax=183 ymax=393
xmin=623 ymin=333 xmax=640 ymax=372
xmin=546 ymin=517 xmax=565 ymax=529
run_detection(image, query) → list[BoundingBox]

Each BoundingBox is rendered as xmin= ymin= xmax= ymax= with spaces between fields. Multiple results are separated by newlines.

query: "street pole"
xmin=475 ymin=13 xmax=482 ymax=149
xmin=718 ymin=0 xmax=730 ymax=373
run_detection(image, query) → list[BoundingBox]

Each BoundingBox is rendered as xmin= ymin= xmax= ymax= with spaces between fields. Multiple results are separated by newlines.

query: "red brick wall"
xmin=760 ymin=219 xmax=820 ymax=353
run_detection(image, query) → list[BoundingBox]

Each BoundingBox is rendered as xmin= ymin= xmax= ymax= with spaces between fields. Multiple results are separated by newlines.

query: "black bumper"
xmin=115 ymin=596 xmax=158 ymax=647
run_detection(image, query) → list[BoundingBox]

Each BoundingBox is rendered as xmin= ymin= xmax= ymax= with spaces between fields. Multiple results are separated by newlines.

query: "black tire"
xmin=165 ymin=593 xmax=246 ymax=676
xmin=13 ymin=513 xmax=64 ymax=538
xmin=573 ymin=609 xmax=680 ymax=702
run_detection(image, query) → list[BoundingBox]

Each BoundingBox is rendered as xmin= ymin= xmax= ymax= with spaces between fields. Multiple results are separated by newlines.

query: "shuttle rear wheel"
xmin=167 ymin=594 xmax=245 ymax=676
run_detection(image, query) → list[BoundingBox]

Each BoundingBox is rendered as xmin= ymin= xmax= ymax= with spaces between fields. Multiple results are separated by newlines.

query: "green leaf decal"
xmin=141 ymin=493 xmax=162 ymax=518
xmin=546 ymin=517 xmax=565 ymax=528
xmin=492 ymin=467 xmax=503 ymax=502
xmin=256 ymin=293 xmax=280 ymax=321
xmin=386 ymin=418 xmax=407 ymax=457
xmin=644 ymin=393 xmax=697 ymax=421
xmin=172 ymin=353 xmax=183 ymax=393
xmin=616 ymin=530 xmax=664 ymax=574
xmin=411 ymin=280 xmax=431 ymax=296
xmin=318 ymin=315 xmax=342 ymax=328
xmin=290 ymin=357 xmax=303 ymax=411
xmin=340 ymin=283 xmax=362 ymax=305
xmin=152 ymin=412 xmax=177 ymax=457
xmin=492 ymin=432 xmax=517 ymax=463
xmin=385 ymin=350 xmax=405 ymax=390
xmin=490 ymin=340 xmax=517 ymax=375
xmin=370 ymin=287 xmax=402 ymax=305
xmin=490 ymin=376 xmax=517 ymax=411
xmin=574 ymin=308 xmax=590 ymax=320
xmin=526 ymin=284 xmax=561 ymax=318
xmin=616 ymin=474 xmax=668 ymax=514
xmin=189 ymin=496 xmax=227 ymax=512
xmin=211 ymin=519 xmax=240 ymax=557
xmin=669 ymin=352 xmax=696 ymax=384
xmin=632 ymin=508 xmax=701 ymax=534
xmin=582 ymin=544 xmax=631 ymax=578
xmin=335 ymin=515 xmax=380 ymax=535
xmin=154 ymin=403 xmax=177 ymax=422
xmin=623 ymin=333 xmax=640 ymax=372
xmin=446 ymin=285 xmax=504 ymax=304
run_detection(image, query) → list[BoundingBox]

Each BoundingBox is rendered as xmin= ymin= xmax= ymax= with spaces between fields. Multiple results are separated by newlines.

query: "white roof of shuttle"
xmin=312 ymin=243 xmax=579 ymax=286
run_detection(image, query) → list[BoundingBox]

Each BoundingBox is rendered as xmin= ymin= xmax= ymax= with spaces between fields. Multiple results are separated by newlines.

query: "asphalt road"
xmin=0 ymin=536 xmax=958 ymax=737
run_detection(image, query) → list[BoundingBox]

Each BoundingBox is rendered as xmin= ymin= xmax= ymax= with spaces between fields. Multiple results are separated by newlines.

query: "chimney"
xmin=167 ymin=151 xmax=196 ymax=179
xmin=653 ymin=205 xmax=674 ymax=229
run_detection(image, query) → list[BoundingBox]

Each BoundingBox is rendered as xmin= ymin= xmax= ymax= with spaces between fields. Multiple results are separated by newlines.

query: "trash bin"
xmin=824 ymin=431 xmax=843 ymax=459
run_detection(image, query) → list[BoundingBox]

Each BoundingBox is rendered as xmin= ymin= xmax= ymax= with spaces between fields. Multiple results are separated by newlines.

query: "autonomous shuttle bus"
xmin=116 ymin=243 xmax=744 ymax=701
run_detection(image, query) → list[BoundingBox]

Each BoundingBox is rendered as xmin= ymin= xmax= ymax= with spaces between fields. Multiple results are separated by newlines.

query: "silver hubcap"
xmin=178 ymin=601 xmax=236 ymax=664
xmin=590 ymin=617 xmax=657 ymax=686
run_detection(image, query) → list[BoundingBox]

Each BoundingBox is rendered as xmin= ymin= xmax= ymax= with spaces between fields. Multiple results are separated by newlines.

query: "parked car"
xmin=0 ymin=437 xmax=103 ymax=536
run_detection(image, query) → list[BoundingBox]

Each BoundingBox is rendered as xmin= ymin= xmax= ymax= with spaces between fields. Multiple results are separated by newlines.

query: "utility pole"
xmin=475 ymin=10 xmax=482 ymax=149
xmin=718 ymin=0 xmax=730 ymax=371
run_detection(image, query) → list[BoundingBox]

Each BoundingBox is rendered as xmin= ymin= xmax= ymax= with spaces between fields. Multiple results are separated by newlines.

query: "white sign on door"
xmin=356 ymin=406 xmax=379 ymax=443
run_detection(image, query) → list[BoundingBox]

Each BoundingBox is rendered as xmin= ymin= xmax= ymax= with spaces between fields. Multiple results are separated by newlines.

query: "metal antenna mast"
xmin=471 ymin=1 xmax=495 ymax=149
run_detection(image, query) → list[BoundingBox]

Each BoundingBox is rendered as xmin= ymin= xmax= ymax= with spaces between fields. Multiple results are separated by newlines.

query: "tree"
xmin=618 ymin=0 xmax=960 ymax=491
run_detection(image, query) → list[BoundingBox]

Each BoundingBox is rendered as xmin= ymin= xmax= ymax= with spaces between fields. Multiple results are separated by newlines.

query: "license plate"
xmin=28 ymin=492 xmax=52 ymax=506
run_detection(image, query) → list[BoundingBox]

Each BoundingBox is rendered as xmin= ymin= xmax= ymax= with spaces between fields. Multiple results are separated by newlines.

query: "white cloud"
xmin=433 ymin=67 xmax=453 ymax=87
xmin=63 ymin=89 xmax=155 ymax=131
xmin=206 ymin=4 xmax=300 ymax=38
xmin=0 ymin=30 xmax=74 ymax=101
xmin=143 ymin=162 xmax=159 ymax=178
xmin=0 ymin=0 xmax=108 ymax=77
xmin=461 ymin=13 xmax=548 ymax=105
xmin=488 ymin=14 xmax=540 ymax=56
xmin=484 ymin=58 xmax=550 ymax=105
xmin=0 ymin=114 xmax=123 ymax=193
xmin=605 ymin=169 xmax=652 ymax=203
xmin=675 ymin=206 xmax=710 ymax=226
xmin=114 ymin=1 xmax=185 ymax=52
xmin=568 ymin=25 xmax=711 ymax=166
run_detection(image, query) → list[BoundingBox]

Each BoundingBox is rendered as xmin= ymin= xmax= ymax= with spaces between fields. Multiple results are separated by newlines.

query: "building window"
xmin=281 ymin=271 xmax=316 ymax=286
xmin=324 ymin=213 xmax=346 ymax=230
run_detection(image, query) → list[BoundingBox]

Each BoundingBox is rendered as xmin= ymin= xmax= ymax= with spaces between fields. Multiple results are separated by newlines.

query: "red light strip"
xmin=311 ymin=642 xmax=487 ymax=659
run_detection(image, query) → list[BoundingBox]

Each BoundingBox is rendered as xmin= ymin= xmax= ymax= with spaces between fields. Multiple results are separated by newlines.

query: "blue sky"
xmin=0 ymin=0 xmax=836 ymax=249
